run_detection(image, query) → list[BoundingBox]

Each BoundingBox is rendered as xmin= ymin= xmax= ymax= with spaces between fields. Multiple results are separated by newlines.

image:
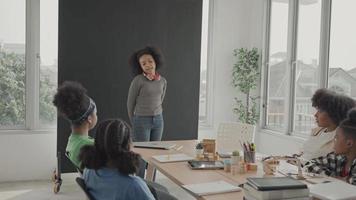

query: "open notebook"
xmin=152 ymin=153 xmax=194 ymax=163
xmin=182 ymin=180 xmax=241 ymax=196
xmin=309 ymin=181 xmax=356 ymax=200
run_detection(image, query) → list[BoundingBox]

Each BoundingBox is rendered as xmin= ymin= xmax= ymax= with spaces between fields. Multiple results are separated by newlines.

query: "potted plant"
xmin=195 ymin=142 xmax=204 ymax=158
xmin=232 ymin=48 xmax=260 ymax=125
xmin=231 ymin=150 xmax=240 ymax=165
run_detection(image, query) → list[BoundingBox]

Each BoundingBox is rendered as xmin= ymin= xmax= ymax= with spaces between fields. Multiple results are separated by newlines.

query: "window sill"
xmin=0 ymin=129 xmax=56 ymax=135
xmin=259 ymin=128 xmax=307 ymax=144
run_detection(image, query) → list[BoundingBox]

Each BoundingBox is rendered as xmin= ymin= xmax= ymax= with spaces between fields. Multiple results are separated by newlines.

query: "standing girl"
xmin=127 ymin=46 xmax=167 ymax=142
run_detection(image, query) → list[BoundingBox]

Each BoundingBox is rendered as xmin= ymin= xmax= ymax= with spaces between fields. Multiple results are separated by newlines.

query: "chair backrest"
xmin=76 ymin=177 xmax=96 ymax=200
xmin=216 ymin=122 xmax=255 ymax=153
xmin=65 ymin=152 xmax=83 ymax=175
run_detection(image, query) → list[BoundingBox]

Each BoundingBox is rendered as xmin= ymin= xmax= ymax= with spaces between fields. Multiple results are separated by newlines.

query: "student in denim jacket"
xmin=80 ymin=119 xmax=177 ymax=200
xmin=305 ymin=108 xmax=356 ymax=185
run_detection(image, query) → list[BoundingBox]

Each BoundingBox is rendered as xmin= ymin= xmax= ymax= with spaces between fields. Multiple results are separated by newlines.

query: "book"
xmin=243 ymin=190 xmax=310 ymax=200
xmin=309 ymin=181 xmax=356 ymax=200
xmin=182 ymin=180 xmax=241 ymax=196
xmin=152 ymin=153 xmax=194 ymax=163
xmin=243 ymin=183 xmax=309 ymax=200
xmin=246 ymin=177 xmax=307 ymax=191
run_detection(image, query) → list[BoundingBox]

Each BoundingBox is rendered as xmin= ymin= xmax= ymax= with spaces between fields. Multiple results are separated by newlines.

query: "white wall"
xmin=0 ymin=132 xmax=56 ymax=182
xmin=199 ymin=0 xmax=264 ymax=138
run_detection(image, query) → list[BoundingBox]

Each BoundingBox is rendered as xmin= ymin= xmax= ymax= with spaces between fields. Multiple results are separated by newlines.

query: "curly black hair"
xmin=311 ymin=88 xmax=336 ymax=107
xmin=316 ymin=92 xmax=356 ymax=126
xmin=52 ymin=81 xmax=91 ymax=126
xmin=129 ymin=46 xmax=164 ymax=76
xmin=79 ymin=119 xmax=140 ymax=175
xmin=339 ymin=108 xmax=356 ymax=139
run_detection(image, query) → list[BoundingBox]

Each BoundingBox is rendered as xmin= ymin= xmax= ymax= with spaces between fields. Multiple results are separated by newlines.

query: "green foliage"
xmin=0 ymin=51 xmax=25 ymax=126
xmin=232 ymin=150 xmax=240 ymax=156
xmin=232 ymin=48 xmax=260 ymax=125
xmin=0 ymin=49 xmax=56 ymax=126
xmin=40 ymin=70 xmax=57 ymax=124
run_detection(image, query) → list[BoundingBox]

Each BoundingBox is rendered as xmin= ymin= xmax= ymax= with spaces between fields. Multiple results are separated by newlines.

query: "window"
xmin=329 ymin=0 xmax=356 ymax=99
xmin=0 ymin=0 xmax=26 ymax=128
xmin=0 ymin=0 xmax=58 ymax=131
xmin=199 ymin=0 xmax=211 ymax=126
xmin=262 ymin=0 xmax=354 ymax=137
xmin=265 ymin=0 xmax=289 ymax=131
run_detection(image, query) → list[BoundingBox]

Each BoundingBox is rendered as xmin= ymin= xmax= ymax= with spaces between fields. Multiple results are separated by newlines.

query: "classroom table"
xmin=133 ymin=140 xmax=318 ymax=200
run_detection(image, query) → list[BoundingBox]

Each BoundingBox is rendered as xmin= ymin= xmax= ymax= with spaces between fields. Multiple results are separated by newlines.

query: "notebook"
xmin=182 ymin=180 xmax=241 ymax=196
xmin=309 ymin=181 xmax=356 ymax=200
xmin=246 ymin=177 xmax=307 ymax=191
xmin=133 ymin=142 xmax=176 ymax=150
xmin=152 ymin=153 xmax=194 ymax=163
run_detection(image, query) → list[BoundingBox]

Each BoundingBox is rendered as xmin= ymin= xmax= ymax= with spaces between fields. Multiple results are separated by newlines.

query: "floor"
xmin=0 ymin=172 xmax=195 ymax=200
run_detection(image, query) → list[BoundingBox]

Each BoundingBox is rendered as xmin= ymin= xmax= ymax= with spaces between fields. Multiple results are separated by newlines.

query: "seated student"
xmin=79 ymin=119 xmax=177 ymax=200
xmin=304 ymin=108 xmax=356 ymax=185
xmin=53 ymin=81 xmax=97 ymax=168
xmin=53 ymin=81 xmax=171 ymax=198
xmin=300 ymin=89 xmax=355 ymax=160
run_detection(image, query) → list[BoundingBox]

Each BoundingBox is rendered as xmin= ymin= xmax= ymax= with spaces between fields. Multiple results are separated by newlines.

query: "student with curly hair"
xmin=80 ymin=119 xmax=177 ymax=200
xmin=301 ymin=89 xmax=355 ymax=160
xmin=304 ymin=108 xmax=356 ymax=185
xmin=127 ymin=46 xmax=167 ymax=142
xmin=53 ymin=81 xmax=97 ymax=168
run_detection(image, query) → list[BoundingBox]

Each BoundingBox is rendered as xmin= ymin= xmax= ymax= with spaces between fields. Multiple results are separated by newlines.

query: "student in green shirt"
xmin=53 ymin=81 xmax=98 ymax=168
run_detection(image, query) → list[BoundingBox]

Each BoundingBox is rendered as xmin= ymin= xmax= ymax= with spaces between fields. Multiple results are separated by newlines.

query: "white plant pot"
xmin=230 ymin=155 xmax=240 ymax=165
xmin=195 ymin=149 xmax=204 ymax=156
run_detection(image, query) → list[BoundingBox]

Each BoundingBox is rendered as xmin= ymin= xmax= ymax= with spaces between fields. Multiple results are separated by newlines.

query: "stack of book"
xmin=243 ymin=177 xmax=310 ymax=200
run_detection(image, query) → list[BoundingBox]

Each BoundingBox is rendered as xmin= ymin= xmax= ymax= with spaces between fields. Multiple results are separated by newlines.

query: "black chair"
xmin=76 ymin=177 xmax=96 ymax=200
xmin=65 ymin=151 xmax=83 ymax=175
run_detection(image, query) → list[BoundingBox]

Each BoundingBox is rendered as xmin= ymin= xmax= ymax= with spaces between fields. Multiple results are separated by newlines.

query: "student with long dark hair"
xmin=53 ymin=81 xmax=97 ymax=168
xmin=305 ymin=108 xmax=356 ymax=185
xmin=79 ymin=119 xmax=154 ymax=200
xmin=80 ymin=119 xmax=177 ymax=200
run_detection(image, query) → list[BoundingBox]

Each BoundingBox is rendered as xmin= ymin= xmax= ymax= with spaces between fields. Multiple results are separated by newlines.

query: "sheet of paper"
xmin=182 ymin=180 xmax=241 ymax=196
xmin=152 ymin=153 xmax=194 ymax=163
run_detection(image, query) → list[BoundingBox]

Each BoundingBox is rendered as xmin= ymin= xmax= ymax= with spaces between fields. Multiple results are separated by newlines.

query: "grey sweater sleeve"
xmin=127 ymin=77 xmax=140 ymax=123
xmin=161 ymin=78 xmax=167 ymax=102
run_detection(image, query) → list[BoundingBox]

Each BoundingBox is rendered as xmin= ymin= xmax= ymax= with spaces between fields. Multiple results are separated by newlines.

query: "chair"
xmin=216 ymin=122 xmax=255 ymax=153
xmin=76 ymin=177 xmax=96 ymax=200
xmin=65 ymin=151 xmax=83 ymax=175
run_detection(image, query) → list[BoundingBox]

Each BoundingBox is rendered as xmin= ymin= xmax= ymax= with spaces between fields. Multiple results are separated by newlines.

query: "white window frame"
xmin=261 ymin=0 xmax=332 ymax=137
xmin=199 ymin=0 xmax=214 ymax=128
xmin=0 ymin=0 xmax=56 ymax=133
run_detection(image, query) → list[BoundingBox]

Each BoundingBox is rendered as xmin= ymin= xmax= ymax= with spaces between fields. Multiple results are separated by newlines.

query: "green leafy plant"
xmin=0 ymin=49 xmax=56 ymax=126
xmin=232 ymin=150 xmax=240 ymax=156
xmin=232 ymin=48 xmax=260 ymax=125
xmin=195 ymin=142 xmax=204 ymax=150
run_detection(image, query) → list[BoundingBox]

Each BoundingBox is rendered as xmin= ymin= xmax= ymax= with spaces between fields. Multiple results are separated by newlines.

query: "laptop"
xmin=133 ymin=142 xmax=176 ymax=150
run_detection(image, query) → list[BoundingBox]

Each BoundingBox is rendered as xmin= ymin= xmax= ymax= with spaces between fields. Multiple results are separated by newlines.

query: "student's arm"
xmin=161 ymin=78 xmax=167 ymax=102
xmin=304 ymin=152 xmax=336 ymax=176
xmin=127 ymin=78 xmax=140 ymax=124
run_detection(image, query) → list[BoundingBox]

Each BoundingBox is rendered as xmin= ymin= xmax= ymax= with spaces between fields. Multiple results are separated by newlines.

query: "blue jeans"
xmin=132 ymin=114 xmax=164 ymax=142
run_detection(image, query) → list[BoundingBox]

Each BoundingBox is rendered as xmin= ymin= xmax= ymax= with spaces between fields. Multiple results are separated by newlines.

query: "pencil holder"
xmin=243 ymin=151 xmax=256 ymax=163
